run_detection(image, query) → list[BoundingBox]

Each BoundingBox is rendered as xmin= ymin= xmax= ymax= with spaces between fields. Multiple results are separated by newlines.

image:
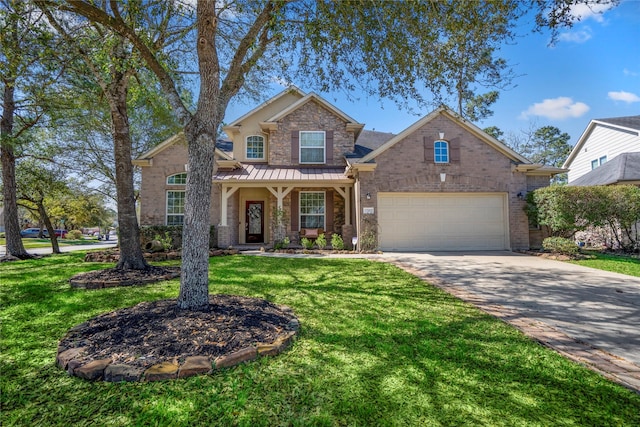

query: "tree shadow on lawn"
xmin=3 ymin=255 xmax=640 ymax=426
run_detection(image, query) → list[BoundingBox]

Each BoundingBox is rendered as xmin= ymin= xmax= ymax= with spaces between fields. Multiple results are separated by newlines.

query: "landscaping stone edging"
xmin=56 ymin=315 xmax=300 ymax=382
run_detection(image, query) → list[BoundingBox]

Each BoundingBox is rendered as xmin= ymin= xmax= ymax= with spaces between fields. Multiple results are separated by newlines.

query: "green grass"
xmin=570 ymin=251 xmax=640 ymax=277
xmin=1 ymin=254 xmax=639 ymax=426
xmin=0 ymin=237 xmax=101 ymax=249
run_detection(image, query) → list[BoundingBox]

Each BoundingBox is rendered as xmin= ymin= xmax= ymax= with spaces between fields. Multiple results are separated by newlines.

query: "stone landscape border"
xmin=56 ymin=313 xmax=300 ymax=382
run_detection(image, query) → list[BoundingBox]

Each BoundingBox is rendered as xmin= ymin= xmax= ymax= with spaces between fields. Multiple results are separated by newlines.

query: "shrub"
xmin=528 ymin=185 xmax=640 ymax=252
xmin=331 ymin=233 xmax=345 ymax=250
xmin=543 ymin=237 xmax=579 ymax=256
xmin=140 ymin=225 xmax=217 ymax=250
xmin=359 ymin=216 xmax=378 ymax=252
xmin=315 ymin=233 xmax=327 ymax=249
xmin=274 ymin=236 xmax=290 ymax=250
xmin=300 ymin=237 xmax=314 ymax=250
xmin=67 ymin=230 xmax=83 ymax=240
xmin=154 ymin=232 xmax=173 ymax=251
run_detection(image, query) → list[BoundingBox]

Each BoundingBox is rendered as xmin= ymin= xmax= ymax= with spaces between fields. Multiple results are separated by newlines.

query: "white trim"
xmin=299 ymin=131 xmax=326 ymax=164
xmin=166 ymin=190 xmax=186 ymax=226
xmin=134 ymin=132 xmax=234 ymax=164
xmin=225 ymin=86 xmax=306 ymax=127
xmin=434 ymin=140 xmax=449 ymax=163
xmin=299 ymin=190 xmax=326 ymax=230
xmin=267 ymin=93 xmax=363 ymax=132
xmin=245 ymin=134 xmax=266 ymax=160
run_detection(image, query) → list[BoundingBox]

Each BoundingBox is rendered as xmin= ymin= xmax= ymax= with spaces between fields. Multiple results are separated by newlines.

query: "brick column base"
xmin=217 ymin=225 xmax=231 ymax=248
xmin=341 ymin=224 xmax=355 ymax=250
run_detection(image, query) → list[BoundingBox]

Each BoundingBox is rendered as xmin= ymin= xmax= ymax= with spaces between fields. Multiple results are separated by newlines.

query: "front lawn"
xmin=1 ymin=254 xmax=639 ymax=426
xmin=571 ymin=251 xmax=640 ymax=277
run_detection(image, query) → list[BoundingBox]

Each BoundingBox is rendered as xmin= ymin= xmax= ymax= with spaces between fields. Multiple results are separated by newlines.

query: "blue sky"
xmin=225 ymin=0 xmax=640 ymax=148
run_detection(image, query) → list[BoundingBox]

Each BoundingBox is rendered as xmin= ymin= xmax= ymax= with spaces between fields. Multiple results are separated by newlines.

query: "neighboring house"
xmin=134 ymin=87 xmax=563 ymax=251
xmin=563 ymin=115 xmax=640 ymax=185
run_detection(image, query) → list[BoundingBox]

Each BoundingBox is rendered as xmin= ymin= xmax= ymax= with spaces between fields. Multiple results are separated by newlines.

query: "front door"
xmin=245 ymin=201 xmax=264 ymax=243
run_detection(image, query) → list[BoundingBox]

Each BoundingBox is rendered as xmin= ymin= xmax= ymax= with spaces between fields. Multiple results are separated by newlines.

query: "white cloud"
xmin=520 ymin=97 xmax=590 ymax=120
xmin=623 ymin=68 xmax=639 ymax=77
xmin=608 ymin=91 xmax=640 ymax=103
xmin=568 ymin=3 xmax=614 ymax=23
xmin=558 ymin=28 xmax=592 ymax=43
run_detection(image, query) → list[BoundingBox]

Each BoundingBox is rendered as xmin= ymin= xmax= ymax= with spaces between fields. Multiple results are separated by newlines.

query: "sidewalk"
xmin=0 ymin=239 xmax=118 ymax=257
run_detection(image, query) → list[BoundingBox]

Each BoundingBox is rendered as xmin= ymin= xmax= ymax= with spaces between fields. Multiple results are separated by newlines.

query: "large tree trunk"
xmin=175 ymin=0 xmax=227 ymax=311
xmin=1 ymin=79 xmax=30 ymax=259
xmin=109 ymin=76 xmax=149 ymax=270
xmin=177 ymin=125 xmax=217 ymax=311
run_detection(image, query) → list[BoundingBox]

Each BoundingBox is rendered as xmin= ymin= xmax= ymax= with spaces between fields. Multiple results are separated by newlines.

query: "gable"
xmin=359 ymin=107 xmax=529 ymax=165
xmin=224 ymin=86 xmax=306 ymax=130
xmin=264 ymin=92 xmax=364 ymax=138
xmin=371 ymin=113 xmax=519 ymax=174
xmin=133 ymin=132 xmax=233 ymax=167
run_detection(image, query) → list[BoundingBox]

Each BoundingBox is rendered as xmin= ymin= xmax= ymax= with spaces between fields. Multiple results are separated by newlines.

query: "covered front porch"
xmin=213 ymin=164 xmax=355 ymax=248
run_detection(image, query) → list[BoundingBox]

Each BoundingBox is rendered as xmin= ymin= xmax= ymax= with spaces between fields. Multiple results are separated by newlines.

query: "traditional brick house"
xmin=134 ymin=87 xmax=563 ymax=251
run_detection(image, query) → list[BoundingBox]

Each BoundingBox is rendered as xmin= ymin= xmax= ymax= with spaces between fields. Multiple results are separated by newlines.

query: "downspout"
xmin=354 ymin=173 xmax=362 ymax=252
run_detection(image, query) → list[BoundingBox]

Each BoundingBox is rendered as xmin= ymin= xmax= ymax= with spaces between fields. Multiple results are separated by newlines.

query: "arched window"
xmin=434 ymin=140 xmax=449 ymax=163
xmin=246 ymin=135 xmax=265 ymax=159
xmin=167 ymin=173 xmax=187 ymax=185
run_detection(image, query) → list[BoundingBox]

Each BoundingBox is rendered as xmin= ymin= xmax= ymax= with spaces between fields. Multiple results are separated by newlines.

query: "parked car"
xmin=20 ymin=228 xmax=48 ymax=238
xmin=53 ymin=229 xmax=68 ymax=238
xmin=19 ymin=228 xmax=67 ymax=238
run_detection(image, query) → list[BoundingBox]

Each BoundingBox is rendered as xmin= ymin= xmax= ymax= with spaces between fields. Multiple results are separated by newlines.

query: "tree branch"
xmin=38 ymin=0 xmax=193 ymax=126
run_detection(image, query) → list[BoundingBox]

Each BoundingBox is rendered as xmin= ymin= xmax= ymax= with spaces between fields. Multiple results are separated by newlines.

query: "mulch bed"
xmin=57 ymin=295 xmax=299 ymax=381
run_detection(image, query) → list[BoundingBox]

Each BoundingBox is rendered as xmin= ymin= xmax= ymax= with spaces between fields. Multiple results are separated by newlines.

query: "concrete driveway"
xmin=379 ymin=251 xmax=640 ymax=391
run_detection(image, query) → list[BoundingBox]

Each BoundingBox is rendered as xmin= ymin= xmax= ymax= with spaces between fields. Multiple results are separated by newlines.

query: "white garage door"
xmin=378 ymin=193 xmax=509 ymax=251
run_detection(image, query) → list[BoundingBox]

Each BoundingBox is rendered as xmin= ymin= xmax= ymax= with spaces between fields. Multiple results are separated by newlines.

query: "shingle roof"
xmin=569 ymin=152 xmax=640 ymax=186
xmin=356 ymin=129 xmax=396 ymax=150
xmin=596 ymin=115 xmax=640 ymax=131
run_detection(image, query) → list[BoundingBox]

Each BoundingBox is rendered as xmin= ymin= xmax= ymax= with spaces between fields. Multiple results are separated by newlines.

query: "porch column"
xmin=220 ymin=185 xmax=240 ymax=226
xmin=333 ymin=186 xmax=351 ymax=226
xmin=266 ymin=186 xmax=294 ymax=210
xmin=354 ymin=179 xmax=361 ymax=252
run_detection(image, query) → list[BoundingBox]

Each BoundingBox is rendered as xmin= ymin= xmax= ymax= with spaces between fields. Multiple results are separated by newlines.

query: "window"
xmin=246 ymin=135 xmax=265 ymax=160
xmin=167 ymin=173 xmax=187 ymax=185
xmin=434 ymin=140 xmax=449 ymax=163
xmin=300 ymin=192 xmax=325 ymax=229
xmin=300 ymin=131 xmax=325 ymax=164
xmin=166 ymin=191 xmax=185 ymax=225
xmin=591 ymin=156 xmax=607 ymax=170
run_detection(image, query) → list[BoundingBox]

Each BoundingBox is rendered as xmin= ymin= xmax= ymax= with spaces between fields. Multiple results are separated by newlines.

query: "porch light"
xmin=366 ymin=192 xmax=371 ymax=200
xmin=517 ymin=192 xmax=526 ymax=201
xmin=439 ymin=132 xmax=445 ymax=139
